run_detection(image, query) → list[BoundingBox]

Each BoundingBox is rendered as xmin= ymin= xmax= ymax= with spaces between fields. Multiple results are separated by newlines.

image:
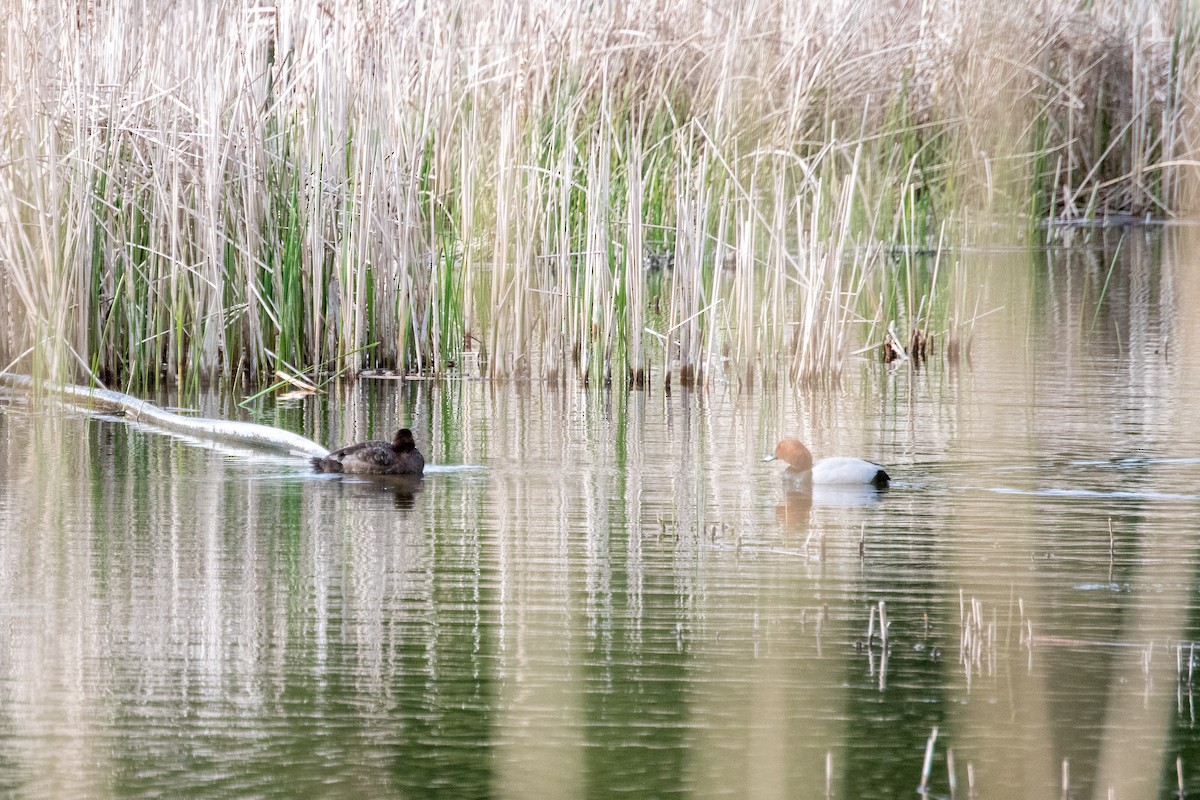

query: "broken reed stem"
xmin=919 ymin=726 xmax=939 ymax=794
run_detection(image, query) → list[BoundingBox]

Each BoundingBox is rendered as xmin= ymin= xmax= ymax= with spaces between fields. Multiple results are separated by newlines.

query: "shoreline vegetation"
xmin=0 ymin=1 xmax=1196 ymax=390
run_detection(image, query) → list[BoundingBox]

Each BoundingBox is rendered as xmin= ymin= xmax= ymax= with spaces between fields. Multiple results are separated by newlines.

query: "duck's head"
xmin=765 ymin=439 xmax=814 ymax=472
xmin=393 ymin=428 xmax=417 ymax=451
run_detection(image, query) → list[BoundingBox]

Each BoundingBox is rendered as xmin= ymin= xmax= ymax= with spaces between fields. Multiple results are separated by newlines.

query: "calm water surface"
xmin=3 ymin=229 xmax=1200 ymax=799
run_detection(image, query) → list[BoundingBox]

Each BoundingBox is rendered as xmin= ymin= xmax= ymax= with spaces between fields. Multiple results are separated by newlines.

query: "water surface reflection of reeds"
xmin=3 ymin=230 xmax=1200 ymax=797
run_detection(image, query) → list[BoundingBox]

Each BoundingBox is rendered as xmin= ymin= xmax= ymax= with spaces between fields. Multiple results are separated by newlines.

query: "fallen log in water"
xmin=0 ymin=373 xmax=330 ymax=459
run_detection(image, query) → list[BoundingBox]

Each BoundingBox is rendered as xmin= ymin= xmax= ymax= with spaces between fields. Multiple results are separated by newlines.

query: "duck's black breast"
xmin=396 ymin=448 xmax=425 ymax=475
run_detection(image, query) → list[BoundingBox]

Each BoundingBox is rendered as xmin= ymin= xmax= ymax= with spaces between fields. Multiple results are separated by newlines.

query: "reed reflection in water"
xmin=2 ymin=229 xmax=1200 ymax=798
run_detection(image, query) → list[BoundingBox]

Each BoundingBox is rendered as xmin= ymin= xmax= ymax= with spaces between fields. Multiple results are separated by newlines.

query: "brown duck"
xmin=311 ymin=428 xmax=425 ymax=475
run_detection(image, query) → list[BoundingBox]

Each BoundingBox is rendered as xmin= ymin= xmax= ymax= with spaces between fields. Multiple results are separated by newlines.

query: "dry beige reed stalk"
xmin=0 ymin=0 xmax=1193 ymax=385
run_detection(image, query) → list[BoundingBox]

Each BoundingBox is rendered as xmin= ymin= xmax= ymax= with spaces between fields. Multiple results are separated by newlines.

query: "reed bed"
xmin=0 ymin=0 xmax=1196 ymax=387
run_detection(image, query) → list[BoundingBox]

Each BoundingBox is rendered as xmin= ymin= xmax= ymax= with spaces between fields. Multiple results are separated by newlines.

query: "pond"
xmin=2 ymin=226 xmax=1200 ymax=799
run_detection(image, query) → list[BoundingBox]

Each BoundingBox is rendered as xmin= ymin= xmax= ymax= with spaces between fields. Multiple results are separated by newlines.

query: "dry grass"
xmin=0 ymin=0 xmax=1196 ymax=387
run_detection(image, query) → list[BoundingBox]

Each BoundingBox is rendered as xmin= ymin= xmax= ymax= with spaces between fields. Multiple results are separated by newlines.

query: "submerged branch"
xmin=0 ymin=374 xmax=330 ymax=459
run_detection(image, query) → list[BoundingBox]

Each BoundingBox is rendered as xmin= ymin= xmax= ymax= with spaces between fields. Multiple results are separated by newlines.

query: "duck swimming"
xmin=311 ymin=428 xmax=425 ymax=476
xmin=765 ymin=439 xmax=890 ymax=488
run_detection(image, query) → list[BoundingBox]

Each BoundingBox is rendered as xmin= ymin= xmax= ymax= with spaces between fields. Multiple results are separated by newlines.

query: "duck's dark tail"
xmin=311 ymin=456 xmax=341 ymax=473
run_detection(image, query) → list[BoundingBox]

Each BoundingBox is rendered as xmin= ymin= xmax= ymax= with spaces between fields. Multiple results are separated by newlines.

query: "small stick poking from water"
xmin=1109 ymin=518 xmax=1115 ymax=580
xmin=867 ymin=604 xmax=877 ymax=646
xmin=1178 ymin=756 xmax=1185 ymax=799
xmin=825 ymin=750 xmax=833 ymax=798
xmin=1062 ymin=758 xmax=1069 ymax=800
xmin=967 ymin=763 xmax=975 ymax=797
xmin=947 ymin=748 xmax=957 ymax=799
xmin=919 ymin=726 xmax=939 ymax=794
xmin=879 ymin=601 xmax=889 ymax=648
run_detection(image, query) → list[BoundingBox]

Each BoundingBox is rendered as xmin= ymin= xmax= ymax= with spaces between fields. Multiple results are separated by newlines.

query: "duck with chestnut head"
xmin=764 ymin=438 xmax=889 ymax=488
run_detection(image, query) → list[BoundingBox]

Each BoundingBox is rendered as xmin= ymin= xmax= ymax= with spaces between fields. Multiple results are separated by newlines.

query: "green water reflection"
xmin=2 ymin=228 xmax=1200 ymax=799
